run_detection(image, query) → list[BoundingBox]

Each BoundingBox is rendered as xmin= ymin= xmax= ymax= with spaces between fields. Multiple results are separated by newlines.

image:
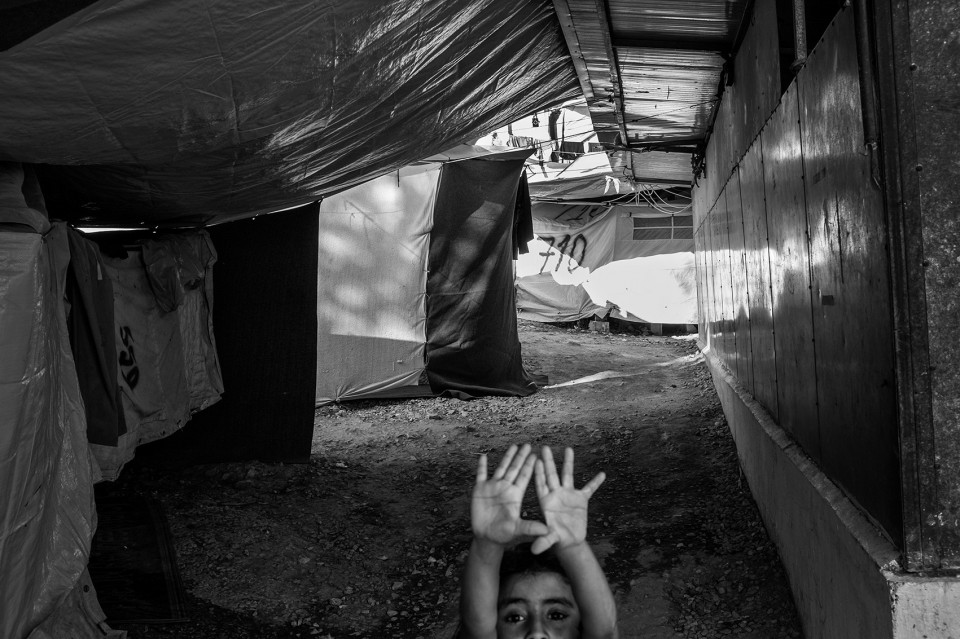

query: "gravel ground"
xmin=103 ymin=320 xmax=804 ymax=638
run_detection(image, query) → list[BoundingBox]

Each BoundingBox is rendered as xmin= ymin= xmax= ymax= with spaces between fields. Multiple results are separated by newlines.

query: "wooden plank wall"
xmin=693 ymin=5 xmax=901 ymax=544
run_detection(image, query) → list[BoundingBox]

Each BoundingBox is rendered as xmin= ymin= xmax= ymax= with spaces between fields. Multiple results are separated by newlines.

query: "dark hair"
xmin=499 ymin=542 xmax=570 ymax=588
xmin=450 ymin=543 xmax=577 ymax=639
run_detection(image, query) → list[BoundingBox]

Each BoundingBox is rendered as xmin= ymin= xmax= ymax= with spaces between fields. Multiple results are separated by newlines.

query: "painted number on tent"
xmin=538 ymin=234 xmax=588 ymax=274
xmin=118 ymin=326 xmax=140 ymax=389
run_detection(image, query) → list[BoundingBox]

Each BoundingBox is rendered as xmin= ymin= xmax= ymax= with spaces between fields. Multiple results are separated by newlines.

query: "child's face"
xmin=497 ymin=572 xmax=581 ymax=639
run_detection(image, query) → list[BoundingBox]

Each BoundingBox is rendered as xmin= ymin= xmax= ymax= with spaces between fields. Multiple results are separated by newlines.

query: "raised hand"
xmin=532 ymin=446 xmax=606 ymax=555
xmin=471 ymin=444 xmax=549 ymax=546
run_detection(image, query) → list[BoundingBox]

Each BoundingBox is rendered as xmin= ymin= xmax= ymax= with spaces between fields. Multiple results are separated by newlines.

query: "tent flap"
xmin=425 ymin=157 xmax=537 ymax=398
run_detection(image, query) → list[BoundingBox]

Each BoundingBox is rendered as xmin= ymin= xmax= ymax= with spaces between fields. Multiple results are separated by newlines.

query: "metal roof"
xmin=552 ymin=0 xmax=752 ymax=186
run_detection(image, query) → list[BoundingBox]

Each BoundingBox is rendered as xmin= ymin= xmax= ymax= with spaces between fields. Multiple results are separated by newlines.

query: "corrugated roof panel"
xmin=610 ymin=150 xmax=693 ymax=185
xmin=619 ymin=48 xmax=723 ymax=141
xmin=554 ymin=0 xmax=752 ymax=184
xmin=607 ymin=0 xmax=747 ymax=42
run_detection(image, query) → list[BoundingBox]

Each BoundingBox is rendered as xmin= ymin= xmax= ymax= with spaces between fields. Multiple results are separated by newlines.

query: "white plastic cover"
xmin=0 ymin=225 xmax=103 ymax=638
xmin=0 ymin=0 xmax=578 ymax=226
xmin=316 ymin=163 xmax=439 ymax=403
xmin=516 ymin=203 xmax=697 ymax=324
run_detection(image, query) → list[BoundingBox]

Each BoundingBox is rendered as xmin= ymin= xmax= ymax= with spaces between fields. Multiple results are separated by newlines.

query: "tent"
xmin=516 ymin=200 xmax=698 ymax=325
xmin=316 ymin=146 xmax=538 ymax=404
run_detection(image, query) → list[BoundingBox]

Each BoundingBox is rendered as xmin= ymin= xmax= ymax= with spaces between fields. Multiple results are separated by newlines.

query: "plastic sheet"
xmin=0 ymin=0 xmax=578 ymax=226
xmin=515 ymin=203 xmax=697 ymax=323
xmin=0 ymin=222 xmax=104 ymax=638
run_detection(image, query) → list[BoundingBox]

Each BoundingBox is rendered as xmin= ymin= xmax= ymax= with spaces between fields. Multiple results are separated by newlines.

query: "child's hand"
xmin=471 ymin=444 xmax=549 ymax=546
xmin=532 ymin=446 xmax=606 ymax=555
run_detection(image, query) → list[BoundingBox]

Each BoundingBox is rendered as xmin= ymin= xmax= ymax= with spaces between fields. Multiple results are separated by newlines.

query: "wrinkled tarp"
xmin=0 ymin=224 xmax=107 ymax=639
xmin=0 ymin=0 xmax=578 ymax=226
xmin=526 ymin=152 xmax=636 ymax=201
xmin=587 ymin=253 xmax=698 ymax=325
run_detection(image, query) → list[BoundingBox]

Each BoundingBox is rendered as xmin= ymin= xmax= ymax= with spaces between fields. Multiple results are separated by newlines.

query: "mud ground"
xmin=106 ymin=319 xmax=803 ymax=638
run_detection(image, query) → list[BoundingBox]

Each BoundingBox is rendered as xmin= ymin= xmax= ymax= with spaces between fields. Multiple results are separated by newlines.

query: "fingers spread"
xmin=493 ymin=444 xmax=518 ymax=479
xmin=541 ymin=446 xmax=561 ymax=491
xmin=504 ymin=443 xmax=532 ymax=483
xmin=582 ymin=471 xmax=606 ymax=498
xmin=475 ymin=454 xmax=488 ymax=483
xmin=562 ymin=447 xmax=574 ymax=488
xmin=534 ymin=459 xmax=547 ymax=498
xmin=515 ymin=451 xmax=537 ymax=489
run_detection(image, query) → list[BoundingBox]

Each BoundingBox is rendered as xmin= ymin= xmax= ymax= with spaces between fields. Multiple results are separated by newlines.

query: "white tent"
xmin=516 ymin=201 xmax=697 ymax=325
xmin=316 ymin=146 xmax=539 ymax=404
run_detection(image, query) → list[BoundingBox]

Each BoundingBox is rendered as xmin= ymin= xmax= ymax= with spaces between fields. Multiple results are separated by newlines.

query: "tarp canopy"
xmin=526 ymin=152 xmax=636 ymax=201
xmin=0 ymin=0 xmax=578 ymax=227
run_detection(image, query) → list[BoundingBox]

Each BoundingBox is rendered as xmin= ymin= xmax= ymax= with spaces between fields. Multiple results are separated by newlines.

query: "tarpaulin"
xmin=0 ymin=0 xmax=578 ymax=226
xmin=587 ymin=253 xmax=698 ymax=325
xmin=426 ymin=155 xmax=537 ymax=398
xmin=516 ymin=202 xmax=697 ymax=324
xmin=0 ymin=224 xmax=105 ymax=638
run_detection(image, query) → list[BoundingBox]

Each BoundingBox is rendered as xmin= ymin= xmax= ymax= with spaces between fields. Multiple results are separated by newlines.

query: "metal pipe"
xmin=791 ymin=0 xmax=807 ymax=71
xmin=852 ymin=0 xmax=882 ymax=187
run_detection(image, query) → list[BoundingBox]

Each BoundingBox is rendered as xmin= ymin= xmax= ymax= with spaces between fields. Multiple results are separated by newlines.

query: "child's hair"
xmin=451 ymin=544 xmax=575 ymax=639
xmin=498 ymin=542 xmax=570 ymax=590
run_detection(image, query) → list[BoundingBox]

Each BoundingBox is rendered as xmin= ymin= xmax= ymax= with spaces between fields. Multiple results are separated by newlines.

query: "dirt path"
xmin=111 ymin=320 xmax=802 ymax=638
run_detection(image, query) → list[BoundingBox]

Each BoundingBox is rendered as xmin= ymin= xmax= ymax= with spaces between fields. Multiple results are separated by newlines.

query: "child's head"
xmin=496 ymin=544 xmax=581 ymax=639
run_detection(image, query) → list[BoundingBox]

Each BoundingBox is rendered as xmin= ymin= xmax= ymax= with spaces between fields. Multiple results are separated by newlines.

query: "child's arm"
xmin=534 ymin=446 xmax=618 ymax=639
xmin=460 ymin=444 xmax=548 ymax=639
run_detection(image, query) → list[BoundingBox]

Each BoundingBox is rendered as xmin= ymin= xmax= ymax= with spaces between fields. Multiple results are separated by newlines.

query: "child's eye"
xmin=547 ymin=610 xmax=569 ymax=621
xmin=503 ymin=612 xmax=525 ymax=624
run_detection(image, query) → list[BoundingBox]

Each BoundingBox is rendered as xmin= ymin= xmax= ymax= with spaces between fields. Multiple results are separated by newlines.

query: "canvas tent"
xmin=317 ymin=145 xmax=538 ymax=404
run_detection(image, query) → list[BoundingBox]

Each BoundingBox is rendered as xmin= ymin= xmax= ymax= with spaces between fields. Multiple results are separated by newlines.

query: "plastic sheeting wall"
xmin=316 ymin=164 xmax=439 ymax=402
xmin=0 ymin=226 xmax=101 ymax=638
xmin=693 ymin=8 xmax=901 ymax=543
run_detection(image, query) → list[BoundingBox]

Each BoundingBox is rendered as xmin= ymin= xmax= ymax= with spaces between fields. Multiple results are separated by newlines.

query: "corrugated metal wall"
xmin=694 ymin=6 xmax=901 ymax=543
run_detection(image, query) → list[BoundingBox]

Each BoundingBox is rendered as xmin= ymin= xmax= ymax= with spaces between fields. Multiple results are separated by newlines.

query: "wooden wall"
xmin=694 ymin=5 xmax=901 ymax=544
